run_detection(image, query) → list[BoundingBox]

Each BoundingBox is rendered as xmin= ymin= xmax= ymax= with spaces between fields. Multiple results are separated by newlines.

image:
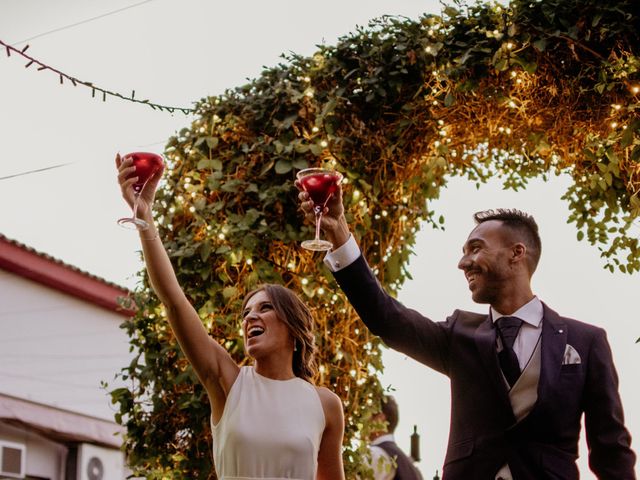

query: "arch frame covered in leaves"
xmin=111 ymin=0 xmax=639 ymax=477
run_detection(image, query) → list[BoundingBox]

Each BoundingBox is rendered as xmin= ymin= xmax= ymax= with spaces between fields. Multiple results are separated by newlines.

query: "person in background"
xmin=368 ymin=395 xmax=424 ymax=480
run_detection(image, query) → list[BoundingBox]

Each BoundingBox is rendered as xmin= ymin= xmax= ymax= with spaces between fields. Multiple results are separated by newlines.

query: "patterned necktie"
xmin=496 ymin=316 xmax=523 ymax=387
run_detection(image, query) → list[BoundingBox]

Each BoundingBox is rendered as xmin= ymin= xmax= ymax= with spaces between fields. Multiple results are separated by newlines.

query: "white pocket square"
xmin=562 ymin=344 xmax=581 ymax=365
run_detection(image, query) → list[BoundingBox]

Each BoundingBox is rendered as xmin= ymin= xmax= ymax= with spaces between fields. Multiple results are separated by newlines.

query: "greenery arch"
xmin=112 ymin=0 xmax=639 ymax=477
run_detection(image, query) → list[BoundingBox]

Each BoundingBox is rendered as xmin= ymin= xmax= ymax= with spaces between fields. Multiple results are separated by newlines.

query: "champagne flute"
xmin=297 ymin=167 xmax=343 ymax=251
xmin=117 ymin=152 xmax=164 ymax=230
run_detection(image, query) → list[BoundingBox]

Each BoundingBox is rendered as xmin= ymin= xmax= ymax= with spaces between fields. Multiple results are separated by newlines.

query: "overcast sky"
xmin=1 ymin=1 xmax=638 ymax=478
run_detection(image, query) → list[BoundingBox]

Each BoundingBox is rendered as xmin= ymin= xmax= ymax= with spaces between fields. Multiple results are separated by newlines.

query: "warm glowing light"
xmin=301 ymin=278 xmax=309 ymax=285
xmin=312 ymin=126 xmax=319 ymax=133
xmin=218 ymin=233 xmax=225 ymax=240
xmin=320 ymin=140 xmax=328 ymax=148
xmin=506 ymin=42 xmax=514 ymax=50
xmin=246 ymin=258 xmax=253 ymax=265
xmin=318 ymin=287 xmax=325 ymax=295
xmin=632 ymin=86 xmax=639 ymax=94
xmin=611 ymin=122 xmax=618 ymax=129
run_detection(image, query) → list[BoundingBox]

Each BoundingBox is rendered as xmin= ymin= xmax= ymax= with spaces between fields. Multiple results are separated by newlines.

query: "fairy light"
xmin=305 ymin=89 xmax=315 ymax=98
xmin=246 ymin=258 xmax=253 ymax=265
xmin=320 ymin=140 xmax=328 ymax=148
xmin=611 ymin=122 xmax=618 ymax=129
xmin=189 ymin=206 xmax=196 ymax=213
xmin=353 ymin=189 xmax=361 ymax=199
xmin=632 ymin=86 xmax=639 ymax=94
xmin=287 ymin=262 xmax=296 ymax=270
xmin=169 ymin=207 xmax=176 ymax=213
xmin=381 ymin=210 xmax=388 ymax=217
xmin=312 ymin=126 xmax=319 ymax=133
xmin=218 ymin=233 xmax=225 ymax=240
xmin=506 ymin=42 xmax=514 ymax=50
xmin=190 ymin=192 xmax=197 ymax=198
xmin=349 ymin=369 xmax=357 ymax=377
xmin=510 ymin=71 xmax=517 ymax=78
xmin=612 ymin=104 xmax=622 ymax=110
xmin=318 ymin=287 xmax=325 ymax=295
xmin=509 ymin=100 xmax=517 ymax=108
xmin=319 ymin=365 xmax=326 ymax=374
xmin=332 ymin=294 xmax=338 ymax=301
xmin=301 ymin=278 xmax=309 ymax=285
xmin=303 ymin=76 xmax=311 ymax=82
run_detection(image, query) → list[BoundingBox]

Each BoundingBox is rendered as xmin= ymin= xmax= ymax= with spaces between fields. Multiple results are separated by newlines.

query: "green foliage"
xmin=111 ymin=0 xmax=639 ymax=477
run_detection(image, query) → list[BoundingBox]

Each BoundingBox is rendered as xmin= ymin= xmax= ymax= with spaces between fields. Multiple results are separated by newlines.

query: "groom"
xmin=298 ymin=186 xmax=636 ymax=479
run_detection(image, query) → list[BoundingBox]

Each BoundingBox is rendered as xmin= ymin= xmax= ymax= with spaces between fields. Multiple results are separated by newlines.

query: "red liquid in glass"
xmin=300 ymin=173 xmax=340 ymax=206
xmin=127 ymin=152 xmax=163 ymax=192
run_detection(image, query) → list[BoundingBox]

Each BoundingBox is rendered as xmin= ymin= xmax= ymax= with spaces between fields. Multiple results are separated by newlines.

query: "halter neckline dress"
xmin=212 ymin=366 xmax=325 ymax=480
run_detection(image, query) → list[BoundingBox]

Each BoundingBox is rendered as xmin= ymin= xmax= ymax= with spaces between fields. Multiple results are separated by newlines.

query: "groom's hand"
xmin=296 ymin=181 xmax=350 ymax=250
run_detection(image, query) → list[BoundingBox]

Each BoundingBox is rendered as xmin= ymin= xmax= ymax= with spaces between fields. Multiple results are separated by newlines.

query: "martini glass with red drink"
xmin=297 ymin=167 xmax=343 ymax=251
xmin=117 ymin=152 xmax=164 ymax=230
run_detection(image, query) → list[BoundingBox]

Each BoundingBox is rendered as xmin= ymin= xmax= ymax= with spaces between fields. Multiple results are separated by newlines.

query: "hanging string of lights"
xmin=0 ymin=39 xmax=195 ymax=115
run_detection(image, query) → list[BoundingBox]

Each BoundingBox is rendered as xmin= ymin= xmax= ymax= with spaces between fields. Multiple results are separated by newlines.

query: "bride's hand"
xmin=115 ymin=153 xmax=164 ymax=219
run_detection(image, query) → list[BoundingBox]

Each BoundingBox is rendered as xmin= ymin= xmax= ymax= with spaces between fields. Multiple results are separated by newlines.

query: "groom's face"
xmin=458 ymin=220 xmax=515 ymax=304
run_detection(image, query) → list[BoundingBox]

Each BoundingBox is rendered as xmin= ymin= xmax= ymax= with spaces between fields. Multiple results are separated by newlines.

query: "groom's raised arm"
xmin=298 ymin=184 xmax=452 ymax=375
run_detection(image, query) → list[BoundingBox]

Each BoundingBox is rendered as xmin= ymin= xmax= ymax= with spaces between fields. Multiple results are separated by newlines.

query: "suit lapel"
xmin=474 ymin=315 xmax=512 ymax=410
xmin=538 ymin=304 xmax=567 ymax=402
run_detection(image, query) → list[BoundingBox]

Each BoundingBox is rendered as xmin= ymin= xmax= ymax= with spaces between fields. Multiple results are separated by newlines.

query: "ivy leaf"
xmin=533 ymin=38 xmax=547 ymax=52
xmin=444 ymin=92 xmax=455 ymax=107
xmin=222 ymin=286 xmax=238 ymax=299
xmin=275 ymin=159 xmax=293 ymax=174
xmin=206 ymin=137 xmax=219 ymax=149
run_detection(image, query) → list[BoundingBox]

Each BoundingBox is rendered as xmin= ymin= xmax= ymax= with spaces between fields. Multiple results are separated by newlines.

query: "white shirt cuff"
xmin=323 ymin=234 xmax=360 ymax=272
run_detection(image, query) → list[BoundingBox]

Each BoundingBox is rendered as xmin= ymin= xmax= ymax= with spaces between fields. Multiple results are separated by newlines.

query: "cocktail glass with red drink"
xmin=297 ymin=167 xmax=343 ymax=251
xmin=117 ymin=152 xmax=164 ymax=230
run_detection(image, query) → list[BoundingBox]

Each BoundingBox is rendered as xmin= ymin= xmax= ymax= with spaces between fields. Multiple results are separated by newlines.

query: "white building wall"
xmin=0 ymin=269 xmax=133 ymax=420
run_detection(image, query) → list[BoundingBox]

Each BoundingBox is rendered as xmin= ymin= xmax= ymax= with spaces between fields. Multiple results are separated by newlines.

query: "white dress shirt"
xmin=368 ymin=434 xmax=396 ymax=480
xmin=326 ymin=237 xmax=545 ymax=480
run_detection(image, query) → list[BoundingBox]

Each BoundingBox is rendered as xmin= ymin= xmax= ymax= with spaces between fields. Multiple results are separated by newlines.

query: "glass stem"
xmin=314 ymin=206 xmax=323 ymax=241
xmin=131 ymin=193 xmax=141 ymax=223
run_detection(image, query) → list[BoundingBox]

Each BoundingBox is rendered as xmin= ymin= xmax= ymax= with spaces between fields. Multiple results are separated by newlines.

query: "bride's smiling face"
xmin=241 ymin=290 xmax=293 ymax=359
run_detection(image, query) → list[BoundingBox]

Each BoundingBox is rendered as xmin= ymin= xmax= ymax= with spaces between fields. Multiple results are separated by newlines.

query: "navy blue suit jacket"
xmin=334 ymin=255 xmax=635 ymax=479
